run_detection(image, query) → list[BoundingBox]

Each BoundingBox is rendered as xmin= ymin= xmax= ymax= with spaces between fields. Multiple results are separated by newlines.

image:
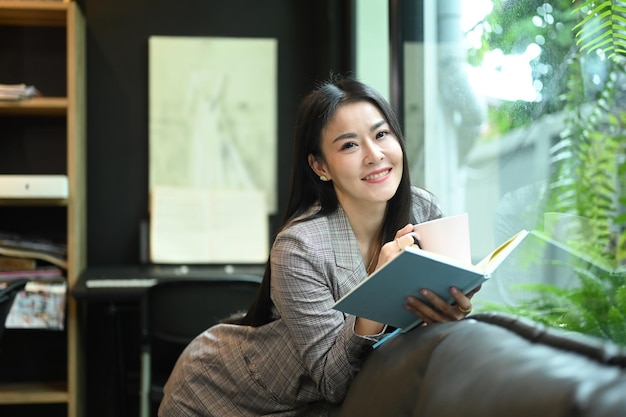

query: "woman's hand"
xmin=355 ymin=224 xmax=422 ymax=336
xmin=404 ymin=285 xmax=481 ymax=324
xmin=372 ymin=224 xmax=479 ymax=325
xmin=374 ymin=224 xmax=421 ymax=271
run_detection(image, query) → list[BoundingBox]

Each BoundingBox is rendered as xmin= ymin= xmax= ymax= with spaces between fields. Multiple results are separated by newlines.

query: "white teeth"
xmin=364 ymin=170 xmax=390 ymax=180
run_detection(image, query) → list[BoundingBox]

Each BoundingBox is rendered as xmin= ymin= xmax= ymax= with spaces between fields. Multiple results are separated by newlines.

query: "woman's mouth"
xmin=363 ymin=169 xmax=391 ymax=181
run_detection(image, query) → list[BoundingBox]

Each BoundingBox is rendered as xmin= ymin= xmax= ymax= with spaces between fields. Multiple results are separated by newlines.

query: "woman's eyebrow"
xmin=370 ymin=120 xmax=387 ymax=132
xmin=333 ymin=132 xmax=357 ymax=143
xmin=333 ymin=120 xmax=388 ymax=143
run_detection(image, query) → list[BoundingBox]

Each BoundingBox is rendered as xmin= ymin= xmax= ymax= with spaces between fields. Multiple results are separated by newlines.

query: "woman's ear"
xmin=308 ymin=154 xmax=330 ymax=180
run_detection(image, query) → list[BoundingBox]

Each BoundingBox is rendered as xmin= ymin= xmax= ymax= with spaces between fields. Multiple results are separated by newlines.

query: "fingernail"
xmin=420 ymin=289 xmax=428 ymax=296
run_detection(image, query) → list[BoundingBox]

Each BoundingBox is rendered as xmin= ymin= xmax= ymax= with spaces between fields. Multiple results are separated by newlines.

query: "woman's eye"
xmin=340 ymin=141 xmax=357 ymax=150
xmin=376 ymin=130 xmax=389 ymax=140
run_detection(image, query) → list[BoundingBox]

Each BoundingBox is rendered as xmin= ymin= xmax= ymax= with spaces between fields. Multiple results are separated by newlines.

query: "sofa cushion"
xmin=338 ymin=313 xmax=626 ymax=417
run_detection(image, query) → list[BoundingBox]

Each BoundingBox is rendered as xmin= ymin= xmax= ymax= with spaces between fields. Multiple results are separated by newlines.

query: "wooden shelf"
xmin=0 ymin=97 xmax=67 ymax=116
xmin=0 ymin=1 xmax=69 ymax=26
xmin=0 ymin=197 xmax=68 ymax=206
xmin=0 ymin=381 xmax=68 ymax=404
xmin=0 ymin=1 xmax=85 ymax=416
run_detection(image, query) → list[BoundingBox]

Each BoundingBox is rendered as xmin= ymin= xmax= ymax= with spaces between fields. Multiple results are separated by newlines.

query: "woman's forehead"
xmin=325 ymin=101 xmax=385 ymax=130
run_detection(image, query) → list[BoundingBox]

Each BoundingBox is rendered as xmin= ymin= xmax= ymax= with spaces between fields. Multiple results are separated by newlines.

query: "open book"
xmin=333 ymin=214 xmax=529 ymax=332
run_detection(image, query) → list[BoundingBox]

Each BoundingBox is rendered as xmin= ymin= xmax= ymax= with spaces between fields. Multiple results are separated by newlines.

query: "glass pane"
xmin=400 ymin=0 xmax=625 ymax=315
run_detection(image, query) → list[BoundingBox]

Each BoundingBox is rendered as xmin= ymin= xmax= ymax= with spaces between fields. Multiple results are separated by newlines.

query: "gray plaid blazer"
xmin=159 ymin=187 xmax=441 ymax=417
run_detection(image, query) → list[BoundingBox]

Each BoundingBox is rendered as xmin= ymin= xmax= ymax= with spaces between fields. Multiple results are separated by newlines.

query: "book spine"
xmin=0 ymin=267 xmax=63 ymax=280
xmin=373 ymin=328 xmax=402 ymax=349
xmin=0 ymin=256 xmax=36 ymax=271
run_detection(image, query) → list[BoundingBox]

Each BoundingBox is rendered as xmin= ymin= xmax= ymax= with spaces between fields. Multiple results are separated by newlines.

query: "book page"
xmin=475 ymin=229 xmax=529 ymax=273
xmin=149 ymin=186 xmax=268 ymax=264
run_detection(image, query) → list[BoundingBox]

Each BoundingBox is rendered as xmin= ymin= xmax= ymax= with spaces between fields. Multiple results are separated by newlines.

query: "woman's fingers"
xmin=391 ymin=225 xmax=421 ymax=252
xmin=405 ymin=287 xmax=474 ymax=323
xmin=376 ymin=227 xmax=422 ymax=270
xmin=466 ymin=285 xmax=481 ymax=298
xmin=450 ymin=286 xmax=474 ymax=315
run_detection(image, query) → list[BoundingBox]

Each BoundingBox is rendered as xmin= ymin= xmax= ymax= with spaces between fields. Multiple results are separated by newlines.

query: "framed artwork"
xmin=149 ymin=36 xmax=278 ymax=214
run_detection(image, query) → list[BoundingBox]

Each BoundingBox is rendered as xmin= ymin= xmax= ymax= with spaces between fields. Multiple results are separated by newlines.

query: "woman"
xmin=159 ymin=76 xmax=476 ymax=417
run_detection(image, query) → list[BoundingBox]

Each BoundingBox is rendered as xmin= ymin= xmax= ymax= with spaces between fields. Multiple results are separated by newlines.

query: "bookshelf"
xmin=0 ymin=1 xmax=86 ymax=416
xmin=0 ymin=97 xmax=68 ymax=116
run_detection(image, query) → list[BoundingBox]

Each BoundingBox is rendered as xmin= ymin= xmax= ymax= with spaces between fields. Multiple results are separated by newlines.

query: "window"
xmin=390 ymin=0 xmax=625 ymax=320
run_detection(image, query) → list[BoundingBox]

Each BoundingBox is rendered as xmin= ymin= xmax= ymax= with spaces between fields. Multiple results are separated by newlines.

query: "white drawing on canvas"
xmin=149 ymin=36 xmax=277 ymax=213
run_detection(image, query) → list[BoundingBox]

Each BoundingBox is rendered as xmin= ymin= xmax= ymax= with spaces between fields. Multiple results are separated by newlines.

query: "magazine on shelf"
xmin=0 ymin=231 xmax=67 ymax=257
xmin=0 ymin=231 xmax=67 ymax=269
xmin=0 ymin=246 xmax=67 ymax=270
xmin=4 ymin=280 xmax=67 ymax=330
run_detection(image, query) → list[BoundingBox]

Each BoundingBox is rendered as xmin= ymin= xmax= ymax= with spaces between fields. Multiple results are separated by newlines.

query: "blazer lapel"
xmin=327 ymin=207 xmax=365 ymax=273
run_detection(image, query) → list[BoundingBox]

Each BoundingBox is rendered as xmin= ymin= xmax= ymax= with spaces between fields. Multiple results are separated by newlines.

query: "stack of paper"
xmin=149 ymin=187 xmax=269 ymax=264
xmin=0 ymin=84 xmax=41 ymax=101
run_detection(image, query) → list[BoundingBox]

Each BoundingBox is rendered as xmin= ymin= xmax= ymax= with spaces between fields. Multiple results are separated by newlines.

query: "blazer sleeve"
xmin=270 ymin=223 xmax=380 ymax=404
xmin=411 ymin=186 xmax=443 ymax=222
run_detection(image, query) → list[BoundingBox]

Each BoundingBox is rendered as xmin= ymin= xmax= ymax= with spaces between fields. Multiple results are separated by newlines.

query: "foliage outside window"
xmin=468 ymin=0 xmax=625 ymax=346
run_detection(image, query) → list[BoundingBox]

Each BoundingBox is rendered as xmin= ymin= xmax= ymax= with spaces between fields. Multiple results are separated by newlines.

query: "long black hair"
xmin=230 ymin=75 xmax=414 ymax=326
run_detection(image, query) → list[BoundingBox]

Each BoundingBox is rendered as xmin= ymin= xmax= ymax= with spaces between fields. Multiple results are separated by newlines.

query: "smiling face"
xmin=308 ymin=100 xmax=404 ymax=213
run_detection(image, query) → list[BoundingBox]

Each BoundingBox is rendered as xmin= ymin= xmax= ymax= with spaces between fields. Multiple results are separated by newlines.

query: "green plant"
xmin=573 ymin=0 xmax=626 ymax=60
xmin=477 ymin=0 xmax=626 ymax=347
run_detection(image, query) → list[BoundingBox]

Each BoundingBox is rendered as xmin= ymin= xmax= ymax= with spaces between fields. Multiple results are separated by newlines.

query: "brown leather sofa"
xmin=338 ymin=313 xmax=626 ymax=417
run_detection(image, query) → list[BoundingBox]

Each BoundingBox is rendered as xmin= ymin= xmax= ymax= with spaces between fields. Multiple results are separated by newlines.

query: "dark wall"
xmin=80 ymin=0 xmax=354 ymax=266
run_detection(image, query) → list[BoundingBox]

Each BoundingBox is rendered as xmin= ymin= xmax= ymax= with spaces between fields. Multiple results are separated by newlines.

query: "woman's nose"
xmin=364 ymin=140 xmax=384 ymax=164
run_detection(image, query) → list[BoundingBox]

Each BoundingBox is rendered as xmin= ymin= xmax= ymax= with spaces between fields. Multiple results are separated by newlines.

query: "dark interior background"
xmin=76 ymin=1 xmax=355 ymax=416
xmin=79 ymin=0 xmax=355 ymax=267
